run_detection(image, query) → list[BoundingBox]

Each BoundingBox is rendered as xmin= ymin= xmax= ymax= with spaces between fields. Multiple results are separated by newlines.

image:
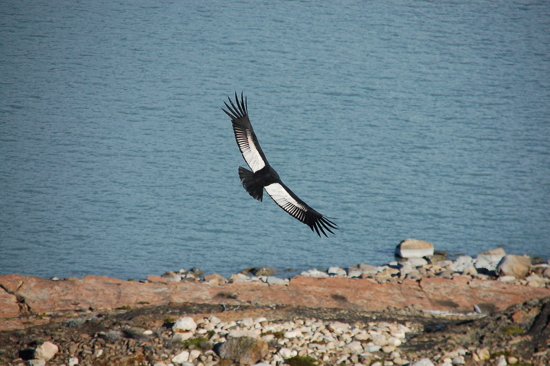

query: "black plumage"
xmin=222 ymin=92 xmax=337 ymax=237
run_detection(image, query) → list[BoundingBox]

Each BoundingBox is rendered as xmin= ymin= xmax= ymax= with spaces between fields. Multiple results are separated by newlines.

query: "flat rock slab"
xmin=1 ymin=274 xmax=549 ymax=331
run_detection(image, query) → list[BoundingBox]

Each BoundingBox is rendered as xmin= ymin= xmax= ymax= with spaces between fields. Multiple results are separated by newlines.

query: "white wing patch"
xmin=264 ymin=183 xmax=307 ymax=221
xmin=240 ymin=129 xmax=265 ymax=172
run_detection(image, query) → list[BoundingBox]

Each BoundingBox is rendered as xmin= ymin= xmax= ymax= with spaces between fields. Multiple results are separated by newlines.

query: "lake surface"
xmin=1 ymin=0 xmax=549 ymax=280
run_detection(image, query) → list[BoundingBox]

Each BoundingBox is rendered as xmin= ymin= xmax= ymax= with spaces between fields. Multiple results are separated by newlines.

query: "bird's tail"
xmin=238 ymin=166 xmax=263 ymax=202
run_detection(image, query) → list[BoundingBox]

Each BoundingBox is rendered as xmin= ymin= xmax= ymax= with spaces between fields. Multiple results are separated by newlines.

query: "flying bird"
xmin=222 ymin=92 xmax=338 ymax=237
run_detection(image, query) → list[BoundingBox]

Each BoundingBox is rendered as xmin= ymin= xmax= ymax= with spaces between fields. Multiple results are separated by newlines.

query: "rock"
xmin=261 ymin=276 xmax=289 ymax=285
xmin=278 ymin=347 xmax=293 ymax=358
xmin=328 ymin=266 xmax=347 ymax=276
xmin=68 ymin=357 xmax=79 ymax=366
xmin=25 ymin=360 xmax=46 ymax=366
xmin=300 ymin=269 xmax=329 ymax=277
xmin=189 ymin=267 xmax=204 ymax=277
xmin=173 ymin=317 xmax=197 ymax=332
xmin=543 ymin=267 xmax=550 ymax=279
xmin=241 ymin=266 xmax=277 ymax=276
xmin=395 ymin=239 xmax=434 ymax=258
xmin=450 ymin=256 xmax=474 ymax=272
xmin=496 ymin=354 xmax=507 ymax=366
xmin=348 ymin=263 xmax=379 ymax=276
xmin=172 ymin=350 xmax=190 ymax=363
xmin=475 ymin=347 xmax=490 ymax=361
xmin=411 ymin=358 xmax=435 ymax=366
xmin=406 ymin=257 xmax=429 ymax=267
xmin=161 ymin=271 xmax=181 ymax=282
xmin=364 ymin=345 xmax=381 ymax=352
xmin=34 ymin=341 xmax=58 ymax=361
xmin=216 ymin=336 xmax=268 ymax=365
xmin=204 ymin=274 xmax=228 ymax=285
xmin=229 ymin=273 xmax=251 ymax=282
xmin=462 ymin=266 xmax=477 ymax=276
xmin=477 ymin=248 xmax=506 ymax=262
xmin=496 ymin=255 xmax=531 ymax=279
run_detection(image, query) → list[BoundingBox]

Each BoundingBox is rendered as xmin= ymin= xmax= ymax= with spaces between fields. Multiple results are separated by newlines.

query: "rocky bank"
xmin=1 ymin=244 xmax=550 ymax=365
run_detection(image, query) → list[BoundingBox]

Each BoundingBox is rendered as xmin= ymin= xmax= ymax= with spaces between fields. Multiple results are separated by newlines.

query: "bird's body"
xmin=222 ymin=92 xmax=337 ymax=237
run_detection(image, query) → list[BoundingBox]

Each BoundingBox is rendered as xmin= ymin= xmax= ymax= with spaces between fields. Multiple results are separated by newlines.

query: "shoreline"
xmin=1 ymin=245 xmax=550 ymax=365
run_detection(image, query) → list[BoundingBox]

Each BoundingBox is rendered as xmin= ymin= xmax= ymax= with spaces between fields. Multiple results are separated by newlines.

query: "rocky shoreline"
xmin=1 ymin=243 xmax=549 ymax=366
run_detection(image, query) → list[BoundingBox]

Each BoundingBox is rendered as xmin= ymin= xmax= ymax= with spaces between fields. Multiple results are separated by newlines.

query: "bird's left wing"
xmin=264 ymin=182 xmax=338 ymax=237
xmin=222 ymin=93 xmax=268 ymax=173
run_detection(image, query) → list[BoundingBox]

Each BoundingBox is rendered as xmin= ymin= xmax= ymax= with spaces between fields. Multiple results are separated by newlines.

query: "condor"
xmin=222 ymin=93 xmax=337 ymax=237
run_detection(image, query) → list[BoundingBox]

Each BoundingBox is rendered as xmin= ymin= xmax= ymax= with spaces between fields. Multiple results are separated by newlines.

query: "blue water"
xmin=1 ymin=1 xmax=549 ymax=280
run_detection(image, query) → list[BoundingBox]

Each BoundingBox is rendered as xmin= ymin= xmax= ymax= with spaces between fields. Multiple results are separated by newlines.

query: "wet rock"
xmin=395 ymin=239 xmax=434 ymax=258
xmin=496 ymin=255 xmax=531 ymax=278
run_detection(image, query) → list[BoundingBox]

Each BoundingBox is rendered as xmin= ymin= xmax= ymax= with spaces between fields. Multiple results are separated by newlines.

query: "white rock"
xmin=387 ymin=336 xmax=402 ymax=347
xmin=239 ymin=317 xmax=254 ymax=327
xmin=382 ymin=345 xmax=396 ymax=353
xmin=406 ymin=257 xmax=428 ymax=267
xmin=143 ymin=330 xmax=153 ymax=335
xmin=451 ymin=256 xmax=474 ymax=272
xmin=371 ymin=334 xmax=388 ymax=346
xmin=279 ymin=347 xmax=293 ymax=358
xmin=300 ymin=269 xmax=329 ymax=277
xmin=411 ymin=358 xmax=435 ymax=366
xmin=354 ymin=332 xmax=371 ymax=341
xmin=496 ymin=355 xmax=507 ymax=366
xmin=284 ymin=330 xmax=301 ymax=338
xmin=346 ymin=341 xmax=363 ymax=353
xmin=497 ymin=275 xmax=516 ymax=282
xmin=229 ymin=329 xmax=261 ymax=338
xmin=477 ymin=248 xmax=506 ymax=262
xmin=364 ymin=345 xmax=382 ymax=352
xmin=255 ymin=317 xmax=267 ymax=324
xmin=35 ymin=341 xmax=59 ymax=361
xmin=68 ymin=357 xmax=79 ymax=366
xmin=172 ymin=350 xmax=190 ymax=364
xmin=208 ymin=315 xmax=221 ymax=324
xmin=328 ymin=266 xmax=347 ymax=276
xmin=264 ymin=276 xmax=289 ymax=285
xmin=189 ymin=350 xmax=201 ymax=361
xmin=395 ymin=239 xmax=434 ymax=258
xmin=452 ymin=355 xmax=465 ymax=364
xmin=173 ymin=317 xmax=197 ymax=332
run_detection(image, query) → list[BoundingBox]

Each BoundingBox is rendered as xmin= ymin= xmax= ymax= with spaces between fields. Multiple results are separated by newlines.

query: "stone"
xmin=364 ymin=345 xmax=381 ymax=352
xmin=278 ymin=347 xmax=293 ymax=358
xmin=262 ymin=276 xmax=288 ymax=285
xmin=543 ymin=267 xmax=550 ymax=279
xmin=161 ymin=271 xmax=181 ymax=282
xmin=496 ymin=255 xmax=531 ymax=279
xmin=328 ymin=266 xmax=347 ymax=276
xmin=173 ymin=317 xmax=197 ymax=332
xmin=26 ymin=360 xmax=46 ymax=366
xmin=216 ymin=336 xmax=268 ymax=365
xmin=204 ymin=274 xmax=228 ymax=285
xmin=406 ymin=257 xmax=429 ymax=267
xmin=411 ymin=359 xmax=435 ymax=366
xmin=462 ymin=266 xmax=477 ymax=276
xmin=34 ymin=341 xmax=58 ymax=361
xmin=451 ymin=256 xmax=474 ymax=272
xmin=395 ymin=239 xmax=434 ymax=258
xmin=242 ymin=266 xmax=277 ymax=276
xmin=477 ymin=247 xmax=506 ymax=261
xmin=300 ymin=269 xmax=329 ymax=277
xmin=172 ymin=350 xmax=190 ymax=363
xmin=68 ymin=357 xmax=79 ymax=366
xmin=496 ymin=355 xmax=507 ymax=366
xmin=475 ymin=347 xmax=490 ymax=361
xmin=230 ymin=273 xmax=252 ymax=282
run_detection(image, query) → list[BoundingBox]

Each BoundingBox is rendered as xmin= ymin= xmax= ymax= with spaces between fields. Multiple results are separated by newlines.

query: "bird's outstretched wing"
xmin=264 ymin=182 xmax=338 ymax=237
xmin=222 ymin=93 xmax=268 ymax=173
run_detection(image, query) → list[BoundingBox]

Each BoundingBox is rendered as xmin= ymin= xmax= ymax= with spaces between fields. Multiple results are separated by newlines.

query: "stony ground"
xmin=0 ymin=296 xmax=548 ymax=366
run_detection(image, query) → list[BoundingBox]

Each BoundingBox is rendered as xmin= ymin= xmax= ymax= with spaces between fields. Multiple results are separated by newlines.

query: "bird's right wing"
xmin=222 ymin=93 xmax=269 ymax=173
